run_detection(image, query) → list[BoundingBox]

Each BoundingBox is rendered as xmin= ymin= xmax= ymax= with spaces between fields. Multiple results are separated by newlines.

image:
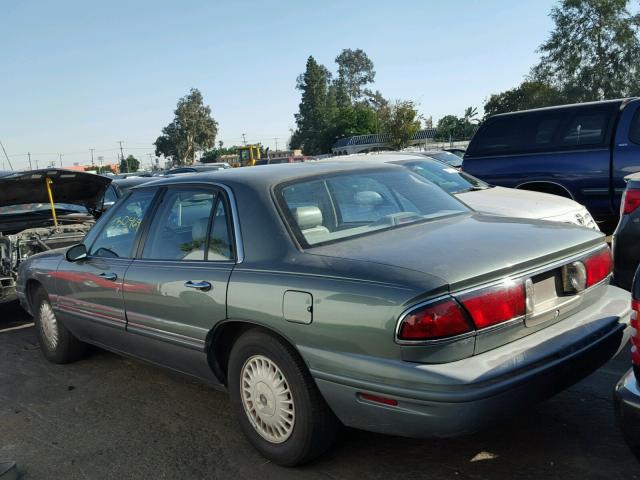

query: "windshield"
xmin=277 ymin=169 xmax=468 ymax=247
xmin=395 ymin=159 xmax=488 ymax=194
xmin=424 ymin=151 xmax=463 ymax=168
xmin=0 ymin=203 xmax=88 ymax=215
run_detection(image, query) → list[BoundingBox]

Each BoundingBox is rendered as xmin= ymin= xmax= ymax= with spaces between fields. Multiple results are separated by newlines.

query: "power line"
xmin=0 ymin=140 xmax=13 ymax=170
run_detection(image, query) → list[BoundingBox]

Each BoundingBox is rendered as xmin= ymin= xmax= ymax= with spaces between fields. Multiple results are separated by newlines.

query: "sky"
xmin=1 ymin=0 xmax=558 ymax=170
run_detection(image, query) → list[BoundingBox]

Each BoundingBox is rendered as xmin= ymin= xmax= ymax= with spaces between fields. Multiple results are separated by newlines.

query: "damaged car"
xmin=0 ymin=169 xmax=110 ymax=304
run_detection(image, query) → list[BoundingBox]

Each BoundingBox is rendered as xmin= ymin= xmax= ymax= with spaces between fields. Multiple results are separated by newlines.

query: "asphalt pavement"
xmin=0 ymin=301 xmax=638 ymax=480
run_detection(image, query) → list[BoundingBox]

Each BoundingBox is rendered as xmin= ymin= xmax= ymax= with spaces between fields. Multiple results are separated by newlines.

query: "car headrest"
xmin=192 ymin=217 xmax=209 ymax=241
xmin=293 ymin=206 xmax=323 ymax=230
xmin=354 ymin=190 xmax=383 ymax=206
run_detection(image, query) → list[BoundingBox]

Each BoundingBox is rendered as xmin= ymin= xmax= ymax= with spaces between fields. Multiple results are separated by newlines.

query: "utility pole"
xmin=273 ymin=137 xmax=279 ymax=153
xmin=118 ymin=141 xmax=129 ymax=172
xmin=147 ymin=153 xmax=153 ymax=170
xmin=90 ymin=148 xmax=95 ymax=167
xmin=58 ymin=153 xmax=63 ymax=168
xmin=0 ymin=140 xmax=13 ymax=170
xmin=242 ymin=133 xmax=247 ymax=146
xmin=35 ymin=159 xmax=39 ymax=169
xmin=28 ymin=152 xmax=32 ymax=170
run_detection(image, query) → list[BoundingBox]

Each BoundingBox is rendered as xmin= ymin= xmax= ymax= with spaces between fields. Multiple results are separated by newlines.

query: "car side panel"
xmin=463 ymin=149 xmax=612 ymax=221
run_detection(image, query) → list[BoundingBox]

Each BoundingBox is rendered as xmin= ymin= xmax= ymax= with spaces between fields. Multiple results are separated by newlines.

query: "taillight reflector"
xmin=457 ymin=280 xmax=526 ymax=329
xmin=359 ymin=392 xmax=398 ymax=406
xmin=621 ymin=189 xmax=640 ymax=215
xmin=583 ymin=248 xmax=612 ymax=288
xmin=398 ymin=298 xmax=472 ymax=341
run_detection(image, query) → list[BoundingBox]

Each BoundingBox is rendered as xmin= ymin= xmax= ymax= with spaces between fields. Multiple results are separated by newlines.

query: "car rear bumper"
xmin=613 ymin=368 xmax=640 ymax=460
xmin=311 ymin=285 xmax=631 ymax=438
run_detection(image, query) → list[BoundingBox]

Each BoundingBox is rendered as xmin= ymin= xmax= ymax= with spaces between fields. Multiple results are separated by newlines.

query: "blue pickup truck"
xmin=463 ymin=99 xmax=640 ymax=231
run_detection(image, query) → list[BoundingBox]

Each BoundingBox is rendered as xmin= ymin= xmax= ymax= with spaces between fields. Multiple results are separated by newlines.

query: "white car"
xmin=325 ymin=153 xmax=599 ymax=230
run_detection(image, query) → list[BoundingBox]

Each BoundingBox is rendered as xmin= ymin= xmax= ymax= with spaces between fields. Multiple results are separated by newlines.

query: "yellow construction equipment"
xmin=233 ymin=144 xmax=262 ymax=167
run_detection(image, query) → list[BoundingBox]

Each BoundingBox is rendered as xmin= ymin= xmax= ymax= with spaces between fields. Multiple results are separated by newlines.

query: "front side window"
xmin=277 ymin=170 xmax=468 ymax=247
xmin=90 ymin=190 xmax=156 ymax=258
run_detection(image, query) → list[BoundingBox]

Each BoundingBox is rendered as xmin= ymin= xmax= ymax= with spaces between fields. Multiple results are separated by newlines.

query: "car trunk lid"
xmin=310 ymin=212 xmax=605 ymax=291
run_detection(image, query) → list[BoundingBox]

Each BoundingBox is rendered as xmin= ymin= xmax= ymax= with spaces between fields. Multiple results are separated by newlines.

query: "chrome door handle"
xmin=184 ymin=280 xmax=212 ymax=291
xmin=99 ymin=272 xmax=118 ymax=281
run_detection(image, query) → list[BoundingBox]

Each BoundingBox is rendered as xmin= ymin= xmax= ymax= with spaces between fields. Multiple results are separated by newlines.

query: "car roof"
xmin=134 ymin=161 xmax=406 ymax=190
xmin=112 ymin=176 xmax=157 ymax=188
xmin=315 ymin=152 xmax=448 ymax=165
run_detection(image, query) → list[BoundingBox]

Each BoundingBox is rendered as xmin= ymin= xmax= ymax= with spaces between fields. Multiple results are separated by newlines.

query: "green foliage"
xmin=154 ymin=88 xmax=219 ymax=166
xmin=378 ymin=100 xmax=422 ymax=150
xmin=436 ymin=114 xmax=462 ymax=139
xmin=531 ymin=0 xmax=640 ymax=101
xmin=125 ymin=155 xmax=140 ymax=172
xmin=201 ymin=146 xmax=239 ymax=163
xmin=119 ymin=158 xmax=128 ymax=173
xmin=334 ymin=48 xmax=376 ymax=107
xmin=484 ymin=81 xmax=566 ymax=117
xmin=290 ymin=56 xmax=335 ymax=155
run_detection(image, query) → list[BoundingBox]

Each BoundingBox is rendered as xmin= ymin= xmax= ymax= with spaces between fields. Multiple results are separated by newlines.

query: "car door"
xmin=54 ymin=189 xmax=157 ymax=346
xmin=121 ymin=185 xmax=236 ymax=379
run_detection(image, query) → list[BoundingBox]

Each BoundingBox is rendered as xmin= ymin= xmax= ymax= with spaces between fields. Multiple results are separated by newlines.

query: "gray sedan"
xmin=16 ymin=162 xmax=631 ymax=466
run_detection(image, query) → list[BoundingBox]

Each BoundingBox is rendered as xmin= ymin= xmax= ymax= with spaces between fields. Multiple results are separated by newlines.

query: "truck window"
xmin=559 ymin=111 xmax=609 ymax=146
xmin=469 ymin=103 xmax=618 ymax=157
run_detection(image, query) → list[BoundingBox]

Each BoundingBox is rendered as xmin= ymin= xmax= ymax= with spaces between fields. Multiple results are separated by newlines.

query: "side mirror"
xmin=66 ymin=244 xmax=88 ymax=262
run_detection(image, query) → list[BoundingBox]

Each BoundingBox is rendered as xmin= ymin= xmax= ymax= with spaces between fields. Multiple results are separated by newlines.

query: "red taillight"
xmin=398 ymin=298 xmax=472 ymax=340
xmin=457 ymin=280 xmax=526 ymax=329
xmin=632 ymin=299 xmax=640 ymax=368
xmin=621 ymin=189 xmax=640 ymax=215
xmin=583 ymin=248 xmax=612 ymax=287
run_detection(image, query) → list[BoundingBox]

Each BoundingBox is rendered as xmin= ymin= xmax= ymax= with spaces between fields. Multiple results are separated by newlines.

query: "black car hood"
xmin=0 ymin=169 xmax=111 ymax=211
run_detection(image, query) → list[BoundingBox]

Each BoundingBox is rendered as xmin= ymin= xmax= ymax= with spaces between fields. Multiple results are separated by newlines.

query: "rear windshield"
xmin=467 ymin=104 xmax=618 ymax=157
xmin=276 ymin=169 xmax=468 ymax=247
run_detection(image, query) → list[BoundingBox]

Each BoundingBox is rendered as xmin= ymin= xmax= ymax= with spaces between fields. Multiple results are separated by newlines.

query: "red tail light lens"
xmin=621 ymin=189 xmax=640 ymax=215
xmin=398 ymin=298 xmax=472 ymax=340
xmin=632 ymin=300 xmax=640 ymax=368
xmin=583 ymin=248 xmax=612 ymax=288
xmin=457 ymin=280 xmax=526 ymax=329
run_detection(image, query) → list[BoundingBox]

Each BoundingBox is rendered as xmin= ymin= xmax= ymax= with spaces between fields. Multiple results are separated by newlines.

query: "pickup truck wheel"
xmin=228 ymin=330 xmax=339 ymax=466
xmin=33 ymin=288 xmax=87 ymax=364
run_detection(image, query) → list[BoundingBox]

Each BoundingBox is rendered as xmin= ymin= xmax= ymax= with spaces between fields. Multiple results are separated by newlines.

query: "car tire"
xmin=33 ymin=287 xmax=87 ymax=364
xmin=228 ymin=329 xmax=340 ymax=466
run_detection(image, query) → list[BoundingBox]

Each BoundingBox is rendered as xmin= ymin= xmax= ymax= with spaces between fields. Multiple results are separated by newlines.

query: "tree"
xmin=154 ymin=88 xmax=218 ymax=165
xmin=121 ymin=154 xmax=140 ymax=172
xmin=119 ymin=158 xmax=128 ymax=173
xmin=334 ymin=48 xmax=376 ymax=106
xmin=328 ymin=103 xmax=379 ymax=141
xmin=290 ymin=56 xmax=334 ymax=155
xmin=484 ymin=81 xmax=566 ymax=117
xmin=531 ymin=0 xmax=640 ymax=101
xmin=378 ymin=100 xmax=422 ymax=150
xmin=436 ymin=114 xmax=462 ymax=140
xmin=200 ymin=145 xmax=239 ymax=163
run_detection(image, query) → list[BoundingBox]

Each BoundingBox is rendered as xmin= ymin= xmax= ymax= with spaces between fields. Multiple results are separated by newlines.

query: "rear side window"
xmin=469 ymin=105 xmax=616 ymax=156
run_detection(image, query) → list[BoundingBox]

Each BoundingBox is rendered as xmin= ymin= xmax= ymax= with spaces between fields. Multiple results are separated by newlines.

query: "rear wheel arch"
xmin=206 ymin=320 xmax=304 ymax=386
xmin=515 ymin=181 xmax=575 ymax=200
